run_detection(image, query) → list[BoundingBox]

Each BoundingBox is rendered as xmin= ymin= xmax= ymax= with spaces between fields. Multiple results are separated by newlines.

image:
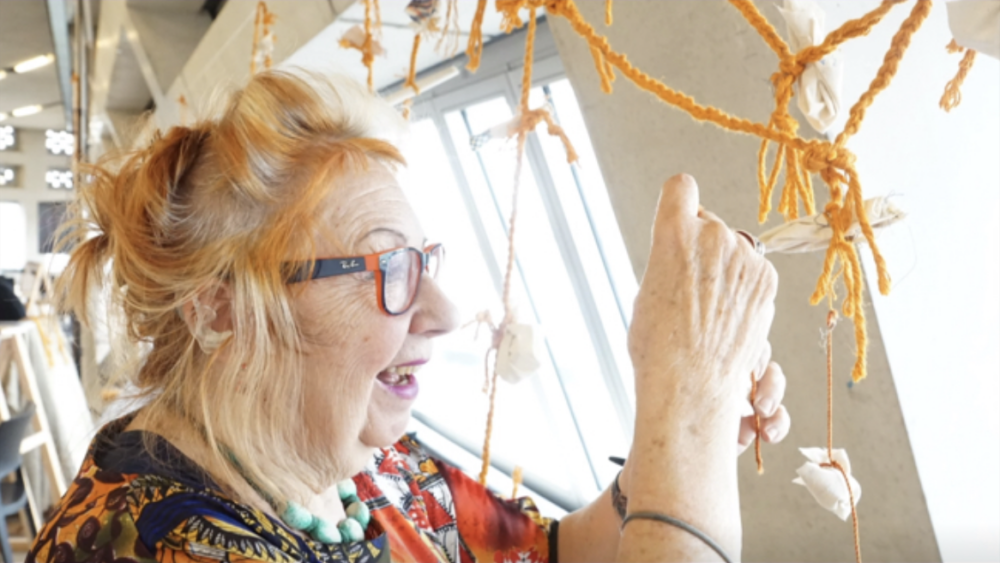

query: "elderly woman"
xmin=28 ymin=71 xmax=788 ymax=563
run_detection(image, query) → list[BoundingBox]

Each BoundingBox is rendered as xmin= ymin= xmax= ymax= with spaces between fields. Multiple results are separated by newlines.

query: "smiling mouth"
xmin=377 ymin=364 xmax=421 ymax=387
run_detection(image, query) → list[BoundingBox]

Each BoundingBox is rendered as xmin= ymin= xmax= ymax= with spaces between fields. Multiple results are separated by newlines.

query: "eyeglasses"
xmin=288 ymin=244 xmax=444 ymax=315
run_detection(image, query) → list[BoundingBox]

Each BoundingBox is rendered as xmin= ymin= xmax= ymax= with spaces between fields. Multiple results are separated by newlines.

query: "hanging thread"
xmin=250 ymin=1 xmax=276 ymax=75
xmin=466 ymin=0 xmax=489 ymax=71
xmin=940 ymin=39 xmax=977 ymax=111
xmin=478 ymin=2 xmax=578 ymax=486
xmin=405 ymin=33 xmax=423 ymax=95
xmin=750 ymin=372 xmax=763 ymax=474
xmin=821 ymin=309 xmax=862 ymax=563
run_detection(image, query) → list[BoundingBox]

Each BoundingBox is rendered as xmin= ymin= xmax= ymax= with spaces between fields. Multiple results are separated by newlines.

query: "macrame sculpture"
xmin=454 ymin=2 xmax=944 ymax=561
xmin=400 ymin=0 xmax=461 ymax=118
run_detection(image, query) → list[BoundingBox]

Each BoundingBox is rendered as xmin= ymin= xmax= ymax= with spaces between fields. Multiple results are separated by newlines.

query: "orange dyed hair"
xmin=56 ymin=70 xmax=405 ymax=499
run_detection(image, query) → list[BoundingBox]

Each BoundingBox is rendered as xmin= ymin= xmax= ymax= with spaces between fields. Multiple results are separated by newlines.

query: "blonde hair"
xmin=57 ymin=70 xmax=405 ymax=500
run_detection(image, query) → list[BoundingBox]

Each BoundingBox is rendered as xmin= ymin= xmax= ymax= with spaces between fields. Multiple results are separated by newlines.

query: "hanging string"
xmin=250 ymin=1 xmax=277 ymax=75
xmin=605 ymin=0 xmax=613 ymax=26
xmin=511 ymin=466 xmax=524 ymax=498
xmin=940 ymin=39 xmax=977 ymax=111
xmin=436 ymin=0 xmax=461 ymax=56
xmin=750 ymin=372 xmax=763 ymax=474
xmin=364 ymin=0 xmax=378 ymax=92
xmin=478 ymin=2 xmax=579 ymax=486
xmin=405 ymin=32 xmax=423 ymax=95
xmin=178 ymin=95 xmax=188 ymax=126
xmin=821 ymin=309 xmax=862 ymax=563
xmin=466 ymin=0 xmax=489 ymax=71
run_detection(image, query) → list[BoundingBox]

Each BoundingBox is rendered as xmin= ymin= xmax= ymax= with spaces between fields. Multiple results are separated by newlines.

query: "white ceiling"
xmin=0 ymin=0 xmax=66 ymax=130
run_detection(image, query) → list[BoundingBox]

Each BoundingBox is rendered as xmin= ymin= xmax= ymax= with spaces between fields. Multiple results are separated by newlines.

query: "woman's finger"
xmin=737 ymin=415 xmax=758 ymax=455
xmin=754 ymin=341 xmax=772 ymax=382
xmin=761 ymin=404 xmax=791 ymax=443
xmin=753 ymin=360 xmax=786 ymax=418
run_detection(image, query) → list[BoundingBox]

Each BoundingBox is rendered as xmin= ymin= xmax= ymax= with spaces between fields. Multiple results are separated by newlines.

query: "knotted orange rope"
xmin=250 ymin=1 xmax=276 ymax=75
xmin=821 ymin=309 xmax=862 ymax=563
xmin=466 ymin=0 xmax=489 ymax=71
xmin=940 ymin=38 xmax=977 ymax=111
xmin=339 ymin=0 xmax=380 ymax=92
xmin=405 ymin=33 xmax=422 ymax=95
xmin=480 ymin=0 xmax=930 ymax=382
xmin=479 ymin=2 xmax=578 ymax=486
xmin=605 ymin=0 xmax=613 ymax=26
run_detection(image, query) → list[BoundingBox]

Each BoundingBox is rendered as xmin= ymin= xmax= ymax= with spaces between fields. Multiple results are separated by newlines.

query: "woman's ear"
xmin=180 ymin=283 xmax=234 ymax=353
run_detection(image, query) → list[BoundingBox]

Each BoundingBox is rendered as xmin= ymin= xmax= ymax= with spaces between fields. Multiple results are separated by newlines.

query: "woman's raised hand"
xmin=628 ymin=174 xmax=779 ymax=426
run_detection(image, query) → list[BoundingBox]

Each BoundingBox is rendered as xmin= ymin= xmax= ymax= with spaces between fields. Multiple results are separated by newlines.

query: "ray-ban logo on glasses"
xmin=340 ymin=259 xmax=360 ymax=270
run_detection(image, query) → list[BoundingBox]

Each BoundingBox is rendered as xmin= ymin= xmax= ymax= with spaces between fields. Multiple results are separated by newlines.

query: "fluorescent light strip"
xmin=12 ymin=105 xmax=43 ymax=118
xmin=13 ymin=54 xmax=55 ymax=74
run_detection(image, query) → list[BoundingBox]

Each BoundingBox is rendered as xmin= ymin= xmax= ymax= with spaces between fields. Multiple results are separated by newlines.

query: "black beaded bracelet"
xmin=620 ymin=511 xmax=733 ymax=563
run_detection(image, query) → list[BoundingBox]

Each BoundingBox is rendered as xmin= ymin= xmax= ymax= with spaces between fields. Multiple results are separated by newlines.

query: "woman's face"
xmin=293 ymin=161 xmax=459 ymax=477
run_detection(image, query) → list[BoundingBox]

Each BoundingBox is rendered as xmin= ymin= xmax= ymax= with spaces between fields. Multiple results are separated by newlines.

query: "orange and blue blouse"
xmin=26 ymin=416 xmax=556 ymax=563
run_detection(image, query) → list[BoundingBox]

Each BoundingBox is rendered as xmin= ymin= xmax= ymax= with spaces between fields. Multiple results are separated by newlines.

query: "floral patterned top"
xmin=26 ymin=416 xmax=556 ymax=563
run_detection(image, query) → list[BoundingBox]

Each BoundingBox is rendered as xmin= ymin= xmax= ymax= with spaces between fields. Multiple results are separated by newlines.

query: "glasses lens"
xmin=426 ymin=245 xmax=444 ymax=279
xmin=383 ymin=249 xmax=422 ymax=314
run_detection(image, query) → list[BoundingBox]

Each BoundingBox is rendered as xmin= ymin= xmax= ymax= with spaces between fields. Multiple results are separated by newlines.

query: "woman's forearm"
xmin=557 ymin=483 xmax=622 ymax=562
xmin=616 ymin=370 xmax=742 ymax=562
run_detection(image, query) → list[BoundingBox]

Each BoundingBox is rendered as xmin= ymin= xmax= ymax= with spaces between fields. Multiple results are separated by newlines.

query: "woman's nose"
xmin=410 ymin=277 xmax=460 ymax=337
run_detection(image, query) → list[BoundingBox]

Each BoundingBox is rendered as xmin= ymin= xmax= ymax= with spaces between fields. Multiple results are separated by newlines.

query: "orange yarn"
xmin=605 ymin=0 xmax=613 ymax=26
xmin=512 ymin=465 xmax=524 ymax=498
xmin=940 ymin=39 xmax=977 ymax=111
xmin=822 ymin=309 xmax=862 ymax=563
xmin=479 ymin=2 xmax=579 ymax=486
xmin=466 ymin=0 xmax=489 ymax=71
xmin=750 ymin=372 xmax=763 ymax=474
xmin=405 ymin=33 xmax=422 ymax=95
xmin=250 ymin=1 xmax=276 ymax=75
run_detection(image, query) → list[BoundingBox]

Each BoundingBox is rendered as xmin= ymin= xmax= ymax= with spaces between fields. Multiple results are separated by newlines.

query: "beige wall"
xmin=0 ymin=128 xmax=73 ymax=266
xmin=549 ymin=2 xmax=938 ymax=561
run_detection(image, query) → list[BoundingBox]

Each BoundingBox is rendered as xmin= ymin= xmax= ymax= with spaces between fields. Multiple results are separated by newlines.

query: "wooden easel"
xmin=0 ymin=267 xmax=69 ymax=533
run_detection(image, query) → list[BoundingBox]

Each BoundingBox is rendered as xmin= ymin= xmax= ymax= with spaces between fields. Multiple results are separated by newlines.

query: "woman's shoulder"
xmin=28 ymin=417 xmax=391 ymax=563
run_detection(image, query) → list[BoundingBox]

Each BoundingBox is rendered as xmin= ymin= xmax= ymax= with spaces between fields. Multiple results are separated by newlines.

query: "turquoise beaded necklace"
xmin=223 ymin=448 xmax=371 ymax=544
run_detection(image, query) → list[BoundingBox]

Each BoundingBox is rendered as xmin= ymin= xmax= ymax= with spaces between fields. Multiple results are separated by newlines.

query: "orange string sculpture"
xmin=250 ymin=1 xmax=276 ymax=75
xmin=469 ymin=0 xmax=931 ymax=383
xmin=940 ymin=38 xmax=977 ymax=111
xmin=478 ymin=3 xmax=578 ymax=486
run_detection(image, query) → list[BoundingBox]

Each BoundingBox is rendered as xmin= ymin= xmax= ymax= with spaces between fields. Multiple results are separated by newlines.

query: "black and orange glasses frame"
xmin=288 ymin=244 xmax=444 ymax=316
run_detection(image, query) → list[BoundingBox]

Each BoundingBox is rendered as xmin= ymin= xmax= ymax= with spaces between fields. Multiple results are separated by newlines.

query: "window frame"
xmin=399 ymin=21 xmax=637 ymax=509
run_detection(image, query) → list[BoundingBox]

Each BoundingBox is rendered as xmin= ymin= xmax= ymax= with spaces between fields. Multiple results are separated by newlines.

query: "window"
xmin=0 ymin=202 xmax=27 ymax=271
xmin=399 ymin=28 xmax=637 ymax=511
xmin=46 ymin=168 xmax=73 ymax=190
xmin=45 ymin=129 xmax=75 ymax=156
xmin=0 ymin=125 xmax=15 ymax=151
xmin=0 ymin=165 xmax=20 ymax=187
xmin=38 ymin=201 xmax=69 ymax=254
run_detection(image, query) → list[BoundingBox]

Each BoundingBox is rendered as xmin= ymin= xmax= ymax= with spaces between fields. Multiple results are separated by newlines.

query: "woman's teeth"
xmin=381 ymin=365 xmax=421 ymax=386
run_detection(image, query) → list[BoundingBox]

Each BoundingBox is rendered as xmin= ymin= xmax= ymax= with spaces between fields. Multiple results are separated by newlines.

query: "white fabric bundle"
xmin=759 ymin=196 xmax=905 ymax=254
xmin=946 ymin=0 xmax=1000 ymax=59
xmin=775 ymin=0 xmax=845 ymax=134
xmin=793 ymin=447 xmax=862 ymax=520
xmin=495 ymin=322 xmax=543 ymax=384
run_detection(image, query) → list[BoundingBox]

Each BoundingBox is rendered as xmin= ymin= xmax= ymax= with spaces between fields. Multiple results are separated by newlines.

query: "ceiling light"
xmin=0 ymin=70 xmax=7 ymax=81
xmin=0 ymin=113 xmax=8 ymax=122
xmin=13 ymin=54 xmax=55 ymax=74
xmin=12 ymin=105 xmax=43 ymax=117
